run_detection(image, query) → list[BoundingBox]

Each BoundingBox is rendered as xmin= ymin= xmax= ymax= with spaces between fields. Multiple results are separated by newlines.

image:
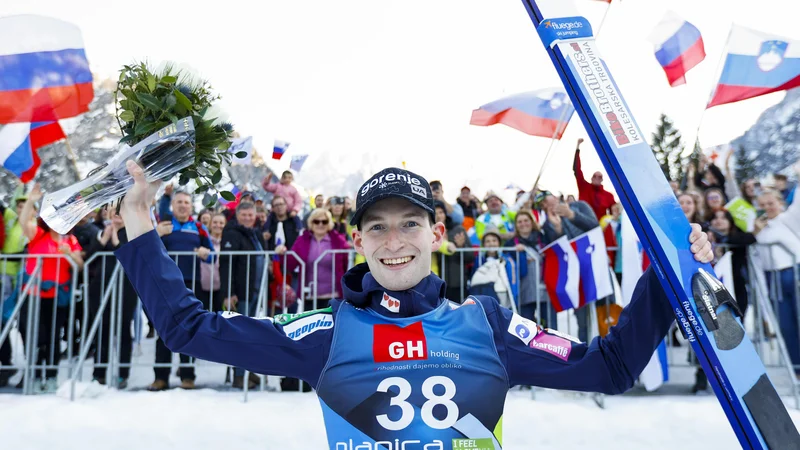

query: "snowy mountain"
xmin=730 ymin=88 xmax=800 ymax=177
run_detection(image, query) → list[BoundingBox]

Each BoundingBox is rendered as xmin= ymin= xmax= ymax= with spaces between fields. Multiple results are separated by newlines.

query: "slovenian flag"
xmin=571 ymin=227 xmax=614 ymax=306
xmin=541 ymin=236 xmax=581 ymax=312
xmin=708 ymin=25 xmax=800 ymax=108
xmin=273 ymin=139 xmax=290 ymax=160
xmin=0 ymin=121 xmax=65 ymax=182
xmin=0 ymin=15 xmax=93 ymax=124
xmin=648 ymin=11 xmax=706 ymax=87
xmin=0 ymin=15 xmax=92 ymax=182
xmin=470 ymin=88 xmax=574 ymax=139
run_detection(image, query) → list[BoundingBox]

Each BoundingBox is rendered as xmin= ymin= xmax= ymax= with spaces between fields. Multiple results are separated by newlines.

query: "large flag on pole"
xmin=647 ymin=11 xmax=706 ymax=87
xmin=469 ymin=88 xmax=574 ymax=139
xmin=0 ymin=15 xmax=94 ymax=123
xmin=707 ymin=25 xmax=800 ymax=108
xmin=0 ymin=15 xmax=92 ymax=181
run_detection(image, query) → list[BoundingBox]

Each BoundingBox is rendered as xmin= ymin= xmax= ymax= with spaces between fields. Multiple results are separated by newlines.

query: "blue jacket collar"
xmin=341 ymin=263 xmax=447 ymax=318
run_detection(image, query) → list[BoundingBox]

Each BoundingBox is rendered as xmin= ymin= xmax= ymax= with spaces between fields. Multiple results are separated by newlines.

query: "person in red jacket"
xmin=573 ymin=138 xmax=617 ymax=220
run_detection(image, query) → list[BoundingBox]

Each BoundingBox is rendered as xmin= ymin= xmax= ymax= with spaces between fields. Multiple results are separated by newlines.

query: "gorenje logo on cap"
xmin=373 ymin=322 xmax=428 ymax=363
xmin=360 ymin=171 xmax=422 ymax=197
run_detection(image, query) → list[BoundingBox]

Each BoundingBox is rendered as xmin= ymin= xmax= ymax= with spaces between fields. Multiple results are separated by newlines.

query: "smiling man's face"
xmin=352 ymin=197 xmax=444 ymax=291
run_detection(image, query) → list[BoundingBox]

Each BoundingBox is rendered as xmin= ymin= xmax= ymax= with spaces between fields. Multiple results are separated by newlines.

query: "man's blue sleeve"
xmin=479 ymin=267 xmax=674 ymax=394
xmin=115 ymin=230 xmax=332 ymax=387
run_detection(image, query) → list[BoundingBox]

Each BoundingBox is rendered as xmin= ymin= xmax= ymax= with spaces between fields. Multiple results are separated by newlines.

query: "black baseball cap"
xmin=350 ymin=167 xmax=435 ymax=227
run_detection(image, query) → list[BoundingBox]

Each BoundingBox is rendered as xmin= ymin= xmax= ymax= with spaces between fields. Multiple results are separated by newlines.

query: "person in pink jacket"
xmin=262 ymin=170 xmax=303 ymax=217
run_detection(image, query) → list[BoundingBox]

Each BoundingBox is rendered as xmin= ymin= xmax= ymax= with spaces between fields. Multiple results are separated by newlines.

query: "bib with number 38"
xmin=316 ymin=299 xmax=508 ymax=450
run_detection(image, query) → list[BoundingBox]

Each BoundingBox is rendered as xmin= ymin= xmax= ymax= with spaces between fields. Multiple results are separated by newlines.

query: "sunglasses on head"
xmin=330 ymin=197 xmax=344 ymax=205
xmin=313 ymin=219 xmax=330 ymax=225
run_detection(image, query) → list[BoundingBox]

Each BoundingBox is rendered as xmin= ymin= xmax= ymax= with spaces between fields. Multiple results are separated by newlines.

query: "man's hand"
xmin=554 ymin=203 xmax=575 ymax=220
xmin=163 ymin=183 xmax=174 ymax=197
xmin=120 ymin=160 xmax=162 ymax=240
xmin=689 ymin=223 xmax=713 ymax=263
xmin=223 ymin=295 xmax=238 ymax=311
xmin=753 ymin=215 xmax=769 ymax=234
xmin=195 ymin=246 xmax=211 ymax=260
xmin=156 ymin=221 xmax=173 ymax=237
xmin=577 ymin=138 xmax=584 ymax=147
xmin=28 ymin=183 xmax=43 ymax=203
xmin=275 ymin=244 xmax=287 ymax=255
xmin=446 ymin=242 xmax=456 ymax=253
xmin=289 ymin=210 xmax=297 ymax=218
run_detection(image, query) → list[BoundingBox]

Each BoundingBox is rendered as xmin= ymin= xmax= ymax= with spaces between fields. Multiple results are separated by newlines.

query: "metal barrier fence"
xmin=1 ymin=241 xmax=798 ymax=406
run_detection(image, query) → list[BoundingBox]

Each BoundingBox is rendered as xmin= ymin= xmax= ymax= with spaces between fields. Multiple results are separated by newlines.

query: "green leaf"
xmin=179 ymin=173 xmax=190 ymax=186
xmin=203 ymin=193 xmax=215 ymax=206
xmin=235 ymin=151 xmax=248 ymax=159
xmin=119 ymin=110 xmax=135 ymax=122
xmin=175 ymin=104 xmax=187 ymax=116
xmin=166 ymin=112 xmax=179 ymax=123
xmin=161 ymin=75 xmax=177 ymax=84
xmin=147 ymin=73 xmax=156 ymax=92
xmin=174 ymin=89 xmax=193 ymax=110
xmin=194 ymin=185 xmax=210 ymax=194
xmin=134 ymin=121 xmax=159 ymax=137
xmin=210 ymin=169 xmax=223 ymax=184
xmin=165 ymin=94 xmax=177 ymax=110
xmin=119 ymin=135 xmax=135 ymax=144
xmin=183 ymin=170 xmax=199 ymax=179
xmin=137 ymin=93 xmax=162 ymax=111
xmin=121 ymin=89 xmax=138 ymax=101
xmin=220 ymin=191 xmax=236 ymax=201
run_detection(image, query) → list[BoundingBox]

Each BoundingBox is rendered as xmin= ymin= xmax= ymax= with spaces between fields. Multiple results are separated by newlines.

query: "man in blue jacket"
xmin=115 ymin=160 xmax=712 ymax=450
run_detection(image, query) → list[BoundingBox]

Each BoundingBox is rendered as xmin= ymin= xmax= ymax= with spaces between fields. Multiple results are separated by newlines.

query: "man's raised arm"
xmin=116 ymin=161 xmax=331 ymax=385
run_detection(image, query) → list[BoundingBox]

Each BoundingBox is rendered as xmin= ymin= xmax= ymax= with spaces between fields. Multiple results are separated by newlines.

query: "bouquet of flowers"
xmin=40 ymin=62 xmax=239 ymax=234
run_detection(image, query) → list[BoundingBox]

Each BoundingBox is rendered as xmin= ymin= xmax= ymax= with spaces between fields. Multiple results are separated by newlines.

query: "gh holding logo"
xmin=373 ymin=322 xmax=428 ymax=363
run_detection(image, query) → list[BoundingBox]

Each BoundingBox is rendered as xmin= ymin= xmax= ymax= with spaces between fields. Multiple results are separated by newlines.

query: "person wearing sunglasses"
xmin=115 ymin=162 xmax=713 ymax=449
xmin=283 ymin=208 xmax=350 ymax=312
xmin=326 ymin=196 xmax=352 ymax=239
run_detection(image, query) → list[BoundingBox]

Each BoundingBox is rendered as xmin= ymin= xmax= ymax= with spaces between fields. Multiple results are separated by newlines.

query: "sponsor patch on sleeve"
xmin=507 ymin=313 xmax=541 ymax=346
xmin=221 ymin=311 xmax=241 ymax=319
xmin=281 ymin=313 xmax=334 ymax=341
xmin=529 ymin=332 xmax=573 ymax=362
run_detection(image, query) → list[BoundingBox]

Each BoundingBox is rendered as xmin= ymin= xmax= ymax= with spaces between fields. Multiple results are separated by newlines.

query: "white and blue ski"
xmin=518 ymin=0 xmax=800 ymax=448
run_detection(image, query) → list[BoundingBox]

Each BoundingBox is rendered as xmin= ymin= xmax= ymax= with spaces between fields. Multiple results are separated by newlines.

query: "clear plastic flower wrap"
xmin=40 ymin=118 xmax=195 ymax=235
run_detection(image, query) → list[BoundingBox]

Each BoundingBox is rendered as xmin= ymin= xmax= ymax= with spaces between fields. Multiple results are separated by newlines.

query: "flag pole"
xmin=62 ymin=136 xmax=82 ymax=178
xmin=530 ymin=1 xmax=611 ymax=193
xmin=531 ymin=104 xmax=573 ymax=193
xmin=686 ymin=22 xmax=735 ymax=158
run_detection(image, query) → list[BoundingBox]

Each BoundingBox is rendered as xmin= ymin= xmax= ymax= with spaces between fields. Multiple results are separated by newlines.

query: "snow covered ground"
xmin=1 ymin=331 xmax=799 ymax=449
xmin=4 ymin=381 xmax=799 ymax=450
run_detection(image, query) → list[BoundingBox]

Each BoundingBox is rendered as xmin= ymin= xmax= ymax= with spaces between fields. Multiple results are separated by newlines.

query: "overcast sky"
xmin=2 ymin=0 xmax=794 ymax=200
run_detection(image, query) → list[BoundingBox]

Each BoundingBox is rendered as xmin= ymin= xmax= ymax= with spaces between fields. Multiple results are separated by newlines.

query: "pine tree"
xmin=733 ymin=144 xmax=758 ymax=185
xmin=650 ymin=114 xmax=685 ymax=181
